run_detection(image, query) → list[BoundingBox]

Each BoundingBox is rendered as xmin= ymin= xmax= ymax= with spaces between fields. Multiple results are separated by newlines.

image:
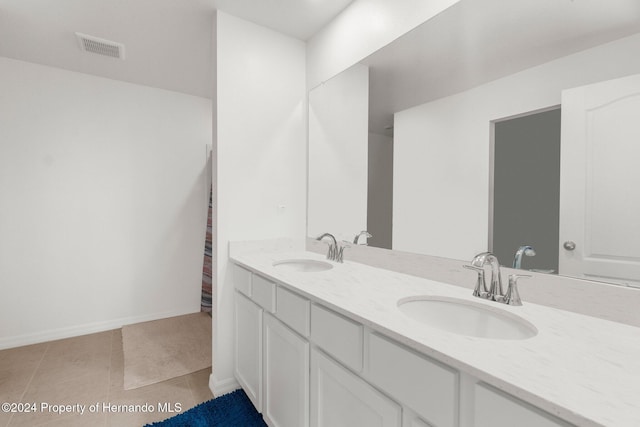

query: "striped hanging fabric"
xmin=201 ymin=187 xmax=213 ymax=312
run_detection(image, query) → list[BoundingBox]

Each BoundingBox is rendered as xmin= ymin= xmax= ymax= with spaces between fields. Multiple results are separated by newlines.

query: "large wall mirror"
xmin=308 ymin=0 xmax=640 ymax=287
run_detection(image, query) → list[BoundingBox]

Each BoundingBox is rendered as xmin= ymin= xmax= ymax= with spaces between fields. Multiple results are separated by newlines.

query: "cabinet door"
xmin=474 ymin=383 xmax=572 ymax=427
xmin=264 ymin=313 xmax=309 ymax=427
xmin=310 ymin=348 xmax=401 ymax=427
xmin=235 ymin=291 xmax=262 ymax=411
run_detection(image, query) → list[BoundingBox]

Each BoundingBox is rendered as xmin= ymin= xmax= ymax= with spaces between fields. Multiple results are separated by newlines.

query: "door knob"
xmin=563 ymin=241 xmax=576 ymax=251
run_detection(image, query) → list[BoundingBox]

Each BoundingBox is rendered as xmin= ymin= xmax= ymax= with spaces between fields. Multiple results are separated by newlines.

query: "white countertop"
xmin=230 ymin=249 xmax=640 ymax=427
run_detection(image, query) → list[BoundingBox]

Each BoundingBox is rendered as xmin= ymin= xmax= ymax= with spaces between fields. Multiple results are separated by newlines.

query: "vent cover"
xmin=75 ymin=32 xmax=125 ymax=59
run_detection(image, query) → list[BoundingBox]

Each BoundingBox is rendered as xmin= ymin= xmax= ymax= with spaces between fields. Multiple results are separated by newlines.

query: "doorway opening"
xmin=490 ymin=107 xmax=561 ymax=272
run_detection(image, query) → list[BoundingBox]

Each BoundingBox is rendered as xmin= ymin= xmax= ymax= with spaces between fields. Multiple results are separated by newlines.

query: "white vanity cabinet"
xmin=233 ymin=265 xmax=310 ymax=427
xmin=232 ymin=263 xmax=576 ymax=427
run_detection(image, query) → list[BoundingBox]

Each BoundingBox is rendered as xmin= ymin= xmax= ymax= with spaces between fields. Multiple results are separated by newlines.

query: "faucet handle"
xmin=503 ymin=274 xmax=531 ymax=306
xmin=463 ymin=265 xmax=488 ymax=298
xmin=336 ymin=241 xmax=352 ymax=263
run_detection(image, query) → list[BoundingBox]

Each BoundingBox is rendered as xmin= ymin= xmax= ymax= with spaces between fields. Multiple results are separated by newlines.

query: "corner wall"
xmin=213 ymin=12 xmax=306 ymax=394
xmin=0 ymin=57 xmax=212 ymax=349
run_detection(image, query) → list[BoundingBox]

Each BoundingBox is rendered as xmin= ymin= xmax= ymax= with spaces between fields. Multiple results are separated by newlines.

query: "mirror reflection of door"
xmin=560 ymin=73 xmax=640 ymax=286
xmin=491 ymin=108 xmax=561 ymax=272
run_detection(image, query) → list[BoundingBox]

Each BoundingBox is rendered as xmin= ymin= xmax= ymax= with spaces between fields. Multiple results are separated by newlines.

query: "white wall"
xmin=213 ymin=12 xmax=306 ymax=394
xmin=308 ymin=63 xmax=369 ymax=241
xmin=393 ymin=32 xmax=640 ymax=261
xmin=0 ymin=57 xmax=212 ymax=349
xmin=306 ymin=0 xmax=460 ymax=89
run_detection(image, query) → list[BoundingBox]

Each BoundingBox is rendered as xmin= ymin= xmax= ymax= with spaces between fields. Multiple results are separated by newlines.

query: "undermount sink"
xmin=272 ymin=259 xmax=333 ymax=273
xmin=398 ymin=296 xmax=537 ymax=340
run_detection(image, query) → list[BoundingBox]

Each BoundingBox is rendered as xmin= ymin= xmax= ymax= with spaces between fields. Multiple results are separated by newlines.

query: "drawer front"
xmin=474 ymin=383 xmax=572 ymax=427
xmin=311 ymin=304 xmax=363 ymax=372
xmin=252 ymin=274 xmax=276 ymax=312
xmin=233 ymin=264 xmax=252 ymax=296
xmin=368 ymin=333 xmax=458 ymax=427
xmin=276 ymin=286 xmax=310 ymax=337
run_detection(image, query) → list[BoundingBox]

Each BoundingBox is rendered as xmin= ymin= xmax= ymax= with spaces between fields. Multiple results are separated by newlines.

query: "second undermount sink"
xmin=272 ymin=259 xmax=333 ymax=273
xmin=398 ymin=296 xmax=537 ymax=340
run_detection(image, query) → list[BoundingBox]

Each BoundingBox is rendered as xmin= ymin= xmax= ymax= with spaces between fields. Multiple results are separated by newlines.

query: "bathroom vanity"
xmin=229 ymin=248 xmax=640 ymax=427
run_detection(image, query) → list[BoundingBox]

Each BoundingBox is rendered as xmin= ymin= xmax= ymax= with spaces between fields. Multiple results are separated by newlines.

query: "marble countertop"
xmin=230 ymin=249 xmax=640 ymax=427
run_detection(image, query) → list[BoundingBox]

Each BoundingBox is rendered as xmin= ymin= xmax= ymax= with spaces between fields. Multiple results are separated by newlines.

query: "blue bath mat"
xmin=146 ymin=389 xmax=267 ymax=427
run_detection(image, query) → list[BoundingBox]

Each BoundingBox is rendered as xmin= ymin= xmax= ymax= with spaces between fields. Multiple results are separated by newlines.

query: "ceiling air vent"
xmin=75 ymin=32 xmax=125 ymax=60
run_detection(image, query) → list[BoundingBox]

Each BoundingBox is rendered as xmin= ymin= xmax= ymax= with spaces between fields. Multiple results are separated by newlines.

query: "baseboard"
xmin=210 ymin=374 xmax=240 ymax=397
xmin=0 ymin=308 xmax=197 ymax=350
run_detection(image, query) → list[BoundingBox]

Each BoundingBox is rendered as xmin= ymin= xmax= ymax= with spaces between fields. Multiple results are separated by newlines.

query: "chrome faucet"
xmin=513 ymin=245 xmax=536 ymax=269
xmin=353 ymin=230 xmax=372 ymax=245
xmin=316 ymin=233 xmax=350 ymax=263
xmin=470 ymin=252 xmax=503 ymax=301
xmin=465 ymin=252 xmax=531 ymax=306
xmin=316 ymin=233 xmax=338 ymax=261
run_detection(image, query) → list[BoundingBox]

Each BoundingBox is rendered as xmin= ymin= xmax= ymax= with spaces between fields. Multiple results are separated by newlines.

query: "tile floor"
xmin=0 ymin=329 xmax=213 ymax=427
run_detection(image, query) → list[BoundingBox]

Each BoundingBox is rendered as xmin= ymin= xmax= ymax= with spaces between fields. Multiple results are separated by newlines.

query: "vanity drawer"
xmin=474 ymin=383 xmax=571 ymax=427
xmin=252 ymin=274 xmax=276 ymax=313
xmin=311 ymin=304 xmax=363 ymax=372
xmin=233 ymin=264 xmax=252 ymax=296
xmin=368 ymin=333 xmax=458 ymax=427
xmin=276 ymin=286 xmax=310 ymax=337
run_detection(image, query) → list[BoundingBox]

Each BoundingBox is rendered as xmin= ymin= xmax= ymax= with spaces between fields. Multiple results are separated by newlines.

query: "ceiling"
xmin=0 ymin=0 xmax=354 ymax=98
